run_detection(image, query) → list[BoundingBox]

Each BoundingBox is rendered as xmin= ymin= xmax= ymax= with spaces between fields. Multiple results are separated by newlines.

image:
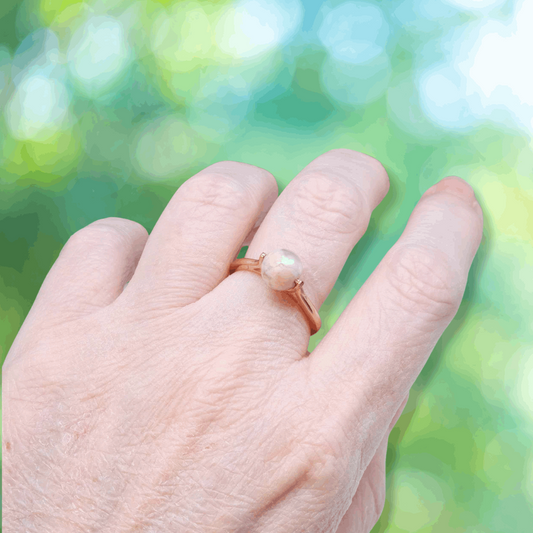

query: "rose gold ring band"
xmin=228 ymin=252 xmax=322 ymax=336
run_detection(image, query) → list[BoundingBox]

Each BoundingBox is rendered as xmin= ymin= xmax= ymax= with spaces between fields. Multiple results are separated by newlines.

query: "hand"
xmin=2 ymin=149 xmax=483 ymax=533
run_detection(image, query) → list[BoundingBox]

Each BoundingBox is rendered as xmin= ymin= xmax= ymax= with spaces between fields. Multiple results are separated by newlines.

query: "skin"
xmin=2 ymin=149 xmax=484 ymax=532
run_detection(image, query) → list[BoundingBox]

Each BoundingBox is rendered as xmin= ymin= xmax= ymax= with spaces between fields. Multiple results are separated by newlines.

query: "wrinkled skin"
xmin=3 ymin=149 xmax=483 ymax=532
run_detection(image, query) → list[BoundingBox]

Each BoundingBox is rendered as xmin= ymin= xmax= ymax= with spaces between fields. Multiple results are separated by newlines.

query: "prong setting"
xmin=260 ymin=249 xmax=303 ymax=291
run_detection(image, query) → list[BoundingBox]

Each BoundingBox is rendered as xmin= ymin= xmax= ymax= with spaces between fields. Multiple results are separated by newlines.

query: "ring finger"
xmin=239 ymin=148 xmax=390 ymax=343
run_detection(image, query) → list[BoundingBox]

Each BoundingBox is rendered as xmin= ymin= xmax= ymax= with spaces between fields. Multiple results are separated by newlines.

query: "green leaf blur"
xmin=1 ymin=0 xmax=532 ymax=531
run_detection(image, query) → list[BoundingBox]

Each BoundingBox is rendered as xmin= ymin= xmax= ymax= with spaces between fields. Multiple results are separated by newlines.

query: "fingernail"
xmin=423 ymin=177 xmax=476 ymax=203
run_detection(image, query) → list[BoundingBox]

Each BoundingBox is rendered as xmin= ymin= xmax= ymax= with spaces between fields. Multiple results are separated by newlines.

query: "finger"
xmin=239 ymin=148 xmax=389 ymax=342
xmin=30 ymin=218 xmax=148 ymax=321
xmin=336 ymin=434 xmax=388 ymax=533
xmin=336 ymin=393 xmax=409 ymax=533
xmin=309 ymin=176 xmax=483 ymax=462
xmin=124 ymin=161 xmax=278 ymax=309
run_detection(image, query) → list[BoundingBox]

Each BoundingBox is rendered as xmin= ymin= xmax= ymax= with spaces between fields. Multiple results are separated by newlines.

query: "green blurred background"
xmin=1 ymin=0 xmax=532 ymax=530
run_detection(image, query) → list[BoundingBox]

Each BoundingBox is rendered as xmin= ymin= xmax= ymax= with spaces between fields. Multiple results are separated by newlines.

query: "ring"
xmin=228 ymin=249 xmax=321 ymax=335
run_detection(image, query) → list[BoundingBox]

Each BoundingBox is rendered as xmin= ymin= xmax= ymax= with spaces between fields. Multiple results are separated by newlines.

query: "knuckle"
xmin=301 ymin=443 xmax=347 ymax=503
xmin=324 ymin=148 xmax=385 ymax=169
xmin=294 ymin=421 xmax=350 ymax=496
xmin=308 ymin=150 xmax=390 ymax=202
xmin=202 ymin=160 xmax=274 ymax=183
xmin=65 ymin=218 xmax=146 ymax=250
xmin=385 ymin=244 xmax=464 ymax=321
xmin=180 ymin=172 xmax=253 ymax=214
xmin=293 ymin=172 xmax=370 ymax=237
xmin=95 ymin=217 xmax=148 ymax=241
xmin=317 ymin=149 xmax=389 ymax=183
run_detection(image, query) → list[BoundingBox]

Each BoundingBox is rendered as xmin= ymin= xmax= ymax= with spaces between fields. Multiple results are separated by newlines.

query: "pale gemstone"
xmin=261 ymin=249 xmax=303 ymax=291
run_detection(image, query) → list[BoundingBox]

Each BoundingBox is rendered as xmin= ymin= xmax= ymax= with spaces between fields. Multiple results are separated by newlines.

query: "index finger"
xmin=308 ymin=176 xmax=483 ymax=461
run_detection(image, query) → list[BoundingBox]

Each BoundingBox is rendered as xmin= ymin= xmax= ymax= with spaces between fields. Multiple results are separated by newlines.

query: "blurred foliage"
xmin=1 ymin=0 xmax=532 ymax=530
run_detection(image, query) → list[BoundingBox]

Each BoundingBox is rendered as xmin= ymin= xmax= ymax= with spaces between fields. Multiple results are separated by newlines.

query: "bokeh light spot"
xmin=460 ymin=1 xmax=533 ymax=131
xmin=215 ymin=0 xmax=303 ymax=59
xmin=443 ymin=0 xmax=506 ymax=10
xmin=132 ymin=116 xmax=207 ymax=180
xmin=316 ymin=1 xmax=391 ymax=105
xmin=11 ymin=28 xmax=62 ymax=87
xmin=390 ymin=469 xmax=446 ymax=530
xmin=418 ymin=65 xmax=471 ymax=128
xmin=317 ymin=1 xmax=389 ymax=64
xmin=418 ymin=0 xmax=533 ymax=134
xmin=5 ymin=75 xmax=69 ymax=141
xmin=67 ymin=15 xmax=133 ymax=96
xmin=151 ymin=2 xmax=213 ymax=72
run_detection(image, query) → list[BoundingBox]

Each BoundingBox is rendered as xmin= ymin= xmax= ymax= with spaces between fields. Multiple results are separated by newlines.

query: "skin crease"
xmin=2 ymin=149 xmax=483 ymax=533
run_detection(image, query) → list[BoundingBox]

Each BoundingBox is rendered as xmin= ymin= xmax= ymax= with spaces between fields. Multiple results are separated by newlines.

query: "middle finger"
xmin=244 ymin=148 xmax=390 ymax=338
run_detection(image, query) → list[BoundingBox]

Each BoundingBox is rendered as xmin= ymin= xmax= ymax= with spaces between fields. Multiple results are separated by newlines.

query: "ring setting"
xmin=260 ymin=249 xmax=303 ymax=291
xmin=228 ymin=249 xmax=321 ymax=335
